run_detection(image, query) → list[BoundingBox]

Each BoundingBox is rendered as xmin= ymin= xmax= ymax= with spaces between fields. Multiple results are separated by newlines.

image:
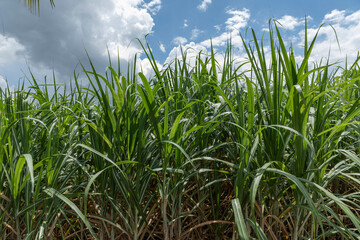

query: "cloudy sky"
xmin=1 ymin=0 xmax=360 ymax=89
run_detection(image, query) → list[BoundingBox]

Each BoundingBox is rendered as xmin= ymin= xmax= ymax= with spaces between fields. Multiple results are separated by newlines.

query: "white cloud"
xmin=214 ymin=25 xmax=221 ymax=32
xmin=165 ymin=41 xmax=249 ymax=82
xmin=200 ymin=32 xmax=233 ymax=48
xmin=0 ymin=75 xmax=8 ymax=90
xmin=108 ymin=0 xmax=156 ymax=57
xmin=225 ymin=8 xmax=250 ymax=31
xmin=324 ymin=9 xmax=346 ymax=23
xmin=163 ymin=8 xmax=254 ymax=78
xmin=184 ymin=19 xmax=189 ymax=28
xmin=200 ymin=8 xmax=250 ymax=48
xmin=0 ymin=34 xmax=26 ymax=66
xmin=197 ymin=0 xmax=212 ymax=12
xmin=159 ymin=42 xmax=166 ymax=53
xmin=143 ymin=0 xmax=162 ymax=15
xmin=165 ymin=42 xmax=208 ymax=66
xmin=343 ymin=10 xmax=360 ymax=23
xmin=190 ymin=28 xmax=204 ymax=40
xmin=301 ymin=9 xmax=360 ymax=66
xmin=138 ymin=57 xmax=162 ymax=78
xmin=277 ymin=15 xmax=303 ymax=30
xmin=172 ymin=36 xmax=188 ymax=45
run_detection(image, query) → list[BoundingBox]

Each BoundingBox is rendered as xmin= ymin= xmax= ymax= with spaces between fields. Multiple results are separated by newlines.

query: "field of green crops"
xmin=1 ymin=22 xmax=360 ymax=240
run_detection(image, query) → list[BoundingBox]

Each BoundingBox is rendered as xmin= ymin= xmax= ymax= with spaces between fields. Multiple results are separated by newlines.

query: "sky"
xmin=1 ymin=0 xmax=360 ymax=89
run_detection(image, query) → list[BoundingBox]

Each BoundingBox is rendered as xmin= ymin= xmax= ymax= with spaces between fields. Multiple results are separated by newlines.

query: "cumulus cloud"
xmin=163 ymin=7 xmax=251 ymax=69
xmin=165 ymin=42 xmax=208 ymax=66
xmin=0 ymin=34 xmax=27 ymax=66
xmin=200 ymin=8 xmax=250 ymax=48
xmin=165 ymin=8 xmax=252 ymax=75
xmin=0 ymin=75 xmax=8 ymax=90
xmin=138 ymin=57 xmax=162 ymax=78
xmin=302 ymin=9 xmax=360 ymax=65
xmin=172 ymin=36 xmax=188 ymax=45
xmin=159 ymin=42 xmax=166 ymax=53
xmin=323 ymin=9 xmax=346 ymax=23
xmin=165 ymin=40 xmax=249 ymax=82
xmin=214 ymin=25 xmax=221 ymax=32
xmin=277 ymin=15 xmax=302 ymax=30
xmin=143 ymin=0 xmax=162 ymax=15
xmin=0 ymin=0 xmax=158 ymax=82
xmin=190 ymin=28 xmax=203 ymax=40
xmin=197 ymin=0 xmax=212 ymax=12
xmin=225 ymin=8 xmax=250 ymax=31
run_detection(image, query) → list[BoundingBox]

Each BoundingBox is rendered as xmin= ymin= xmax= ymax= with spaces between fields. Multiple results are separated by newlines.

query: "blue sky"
xmin=1 ymin=0 xmax=360 ymax=89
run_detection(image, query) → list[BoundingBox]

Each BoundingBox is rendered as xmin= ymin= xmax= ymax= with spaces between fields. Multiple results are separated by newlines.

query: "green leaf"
xmin=44 ymin=188 xmax=98 ymax=240
xmin=232 ymin=198 xmax=250 ymax=240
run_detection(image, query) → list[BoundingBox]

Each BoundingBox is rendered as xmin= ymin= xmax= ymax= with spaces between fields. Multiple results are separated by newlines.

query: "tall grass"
xmin=1 ymin=21 xmax=360 ymax=239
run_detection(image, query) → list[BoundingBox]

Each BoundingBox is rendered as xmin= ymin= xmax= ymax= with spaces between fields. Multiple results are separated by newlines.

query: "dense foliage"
xmin=1 ymin=22 xmax=360 ymax=239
